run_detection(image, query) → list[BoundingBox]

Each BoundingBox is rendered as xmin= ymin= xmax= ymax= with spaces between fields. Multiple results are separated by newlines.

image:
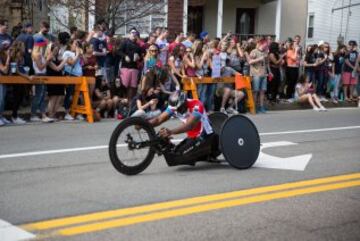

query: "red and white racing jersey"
xmin=165 ymin=99 xmax=213 ymax=139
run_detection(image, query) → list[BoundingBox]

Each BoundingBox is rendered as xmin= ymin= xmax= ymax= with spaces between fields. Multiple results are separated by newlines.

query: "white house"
xmin=306 ymin=0 xmax=360 ymax=49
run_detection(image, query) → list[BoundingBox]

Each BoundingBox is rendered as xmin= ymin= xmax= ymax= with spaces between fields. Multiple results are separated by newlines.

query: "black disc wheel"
xmin=208 ymin=112 xmax=228 ymax=136
xmin=220 ymin=115 xmax=260 ymax=169
xmin=109 ymin=117 xmax=156 ymax=175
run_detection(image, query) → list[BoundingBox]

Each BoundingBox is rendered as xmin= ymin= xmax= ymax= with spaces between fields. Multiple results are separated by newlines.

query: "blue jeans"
xmin=0 ymin=84 xmax=6 ymax=116
xmin=198 ymin=84 xmax=215 ymax=111
xmin=306 ymin=68 xmax=316 ymax=83
xmin=331 ymin=74 xmax=341 ymax=99
xmin=64 ymin=85 xmax=75 ymax=111
xmin=31 ymin=84 xmax=47 ymax=114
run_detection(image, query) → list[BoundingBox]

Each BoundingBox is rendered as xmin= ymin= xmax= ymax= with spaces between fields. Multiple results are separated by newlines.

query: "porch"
xmin=182 ymin=0 xmax=306 ymax=41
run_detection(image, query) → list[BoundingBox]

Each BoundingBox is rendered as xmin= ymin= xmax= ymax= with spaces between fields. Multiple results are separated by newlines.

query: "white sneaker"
xmin=0 ymin=117 xmax=10 ymax=124
xmin=76 ymin=115 xmax=85 ymax=121
xmin=12 ymin=117 xmax=26 ymax=125
xmin=320 ymin=97 xmax=328 ymax=102
xmin=226 ymin=107 xmax=235 ymax=114
xmin=42 ymin=116 xmax=55 ymax=123
xmin=0 ymin=119 xmax=4 ymax=126
xmin=64 ymin=113 xmax=74 ymax=121
xmin=220 ymin=107 xmax=226 ymax=114
xmin=313 ymin=107 xmax=320 ymax=112
xmin=320 ymin=106 xmax=328 ymax=112
xmin=30 ymin=115 xmax=41 ymax=122
xmin=232 ymin=109 xmax=239 ymax=115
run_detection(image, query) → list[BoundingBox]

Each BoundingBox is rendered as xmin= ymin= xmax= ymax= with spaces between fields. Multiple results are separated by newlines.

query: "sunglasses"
xmin=186 ymin=50 xmax=192 ymax=52
xmin=149 ymin=49 xmax=157 ymax=52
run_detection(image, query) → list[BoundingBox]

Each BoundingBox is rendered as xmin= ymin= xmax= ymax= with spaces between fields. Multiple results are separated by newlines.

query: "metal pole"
xmin=332 ymin=2 xmax=360 ymax=12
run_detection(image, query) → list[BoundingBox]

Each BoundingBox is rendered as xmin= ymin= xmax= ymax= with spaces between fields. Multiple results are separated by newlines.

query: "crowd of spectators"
xmin=0 ymin=18 xmax=360 ymax=126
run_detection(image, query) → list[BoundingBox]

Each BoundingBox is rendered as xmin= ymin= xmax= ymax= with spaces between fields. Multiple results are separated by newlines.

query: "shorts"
xmin=251 ymin=76 xmax=267 ymax=92
xmin=120 ymin=68 xmax=139 ymax=88
xmin=342 ymin=72 xmax=358 ymax=85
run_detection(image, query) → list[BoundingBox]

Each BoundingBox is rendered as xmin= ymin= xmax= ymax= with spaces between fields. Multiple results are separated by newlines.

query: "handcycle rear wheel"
xmin=220 ymin=115 xmax=260 ymax=169
xmin=109 ymin=117 xmax=156 ymax=175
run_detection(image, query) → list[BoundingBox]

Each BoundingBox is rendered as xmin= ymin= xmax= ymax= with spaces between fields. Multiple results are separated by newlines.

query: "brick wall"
xmin=167 ymin=0 xmax=183 ymax=35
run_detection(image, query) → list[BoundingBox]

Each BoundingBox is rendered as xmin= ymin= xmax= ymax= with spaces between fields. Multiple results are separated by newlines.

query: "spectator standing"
xmin=90 ymin=26 xmax=108 ymax=81
xmin=62 ymin=39 xmax=83 ymax=120
xmin=15 ymin=23 xmax=33 ymax=72
xmin=144 ymin=32 xmax=157 ymax=50
xmin=331 ymin=44 xmax=346 ymax=103
xmin=31 ymin=35 xmax=53 ymax=122
xmin=199 ymin=31 xmax=209 ymax=44
xmin=118 ymin=28 xmax=144 ymax=102
xmin=70 ymin=26 xmax=78 ymax=40
xmin=33 ymin=21 xmax=56 ymax=43
xmin=314 ymin=42 xmax=331 ymax=100
xmin=0 ymin=19 xmax=12 ymax=46
xmin=0 ymin=41 xmax=10 ymax=126
xmin=183 ymin=47 xmax=196 ymax=77
xmin=294 ymin=35 xmax=303 ymax=68
xmin=46 ymin=43 xmax=66 ymax=120
xmin=168 ymin=44 xmax=185 ymax=81
xmin=193 ymin=40 xmax=210 ymax=106
xmin=268 ymin=42 xmax=285 ymax=103
xmin=227 ymin=37 xmax=243 ymax=73
xmin=249 ymin=39 xmax=270 ymax=113
xmin=181 ymin=33 xmax=196 ymax=49
xmin=156 ymin=28 xmax=169 ymax=66
xmin=285 ymin=38 xmax=300 ymax=99
xmin=168 ymin=32 xmax=184 ymax=54
xmin=9 ymin=41 xmax=31 ymax=124
xmin=342 ymin=40 xmax=359 ymax=101
xmin=303 ymin=45 xmax=317 ymax=83
xmin=83 ymin=42 xmax=97 ymax=97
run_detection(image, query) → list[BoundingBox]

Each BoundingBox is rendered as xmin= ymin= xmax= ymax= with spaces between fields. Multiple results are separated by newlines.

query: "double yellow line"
xmin=23 ymin=173 xmax=360 ymax=238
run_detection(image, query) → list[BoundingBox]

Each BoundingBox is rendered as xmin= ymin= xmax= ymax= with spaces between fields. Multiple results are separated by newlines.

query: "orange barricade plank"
xmin=0 ymin=76 xmax=95 ymax=122
xmin=0 ymin=76 xmax=95 ymax=85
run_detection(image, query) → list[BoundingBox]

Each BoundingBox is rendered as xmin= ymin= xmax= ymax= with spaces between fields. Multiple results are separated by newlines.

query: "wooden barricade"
xmin=182 ymin=74 xmax=256 ymax=114
xmin=0 ymin=76 xmax=95 ymax=123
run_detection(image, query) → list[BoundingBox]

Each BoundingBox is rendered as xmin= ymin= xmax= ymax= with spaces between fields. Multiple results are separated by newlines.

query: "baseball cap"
xmin=199 ymin=31 xmax=208 ymax=40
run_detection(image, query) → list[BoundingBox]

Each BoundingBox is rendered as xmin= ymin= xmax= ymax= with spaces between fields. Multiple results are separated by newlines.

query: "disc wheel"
xmin=109 ymin=117 xmax=156 ymax=175
xmin=220 ymin=115 xmax=260 ymax=169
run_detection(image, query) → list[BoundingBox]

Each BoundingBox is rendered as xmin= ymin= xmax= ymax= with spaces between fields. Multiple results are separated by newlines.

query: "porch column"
xmin=217 ymin=0 xmax=223 ymax=38
xmin=183 ymin=0 xmax=188 ymax=35
xmin=275 ymin=0 xmax=282 ymax=41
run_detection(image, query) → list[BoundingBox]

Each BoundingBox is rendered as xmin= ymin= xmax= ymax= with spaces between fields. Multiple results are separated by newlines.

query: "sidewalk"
xmin=3 ymin=100 xmax=357 ymax=121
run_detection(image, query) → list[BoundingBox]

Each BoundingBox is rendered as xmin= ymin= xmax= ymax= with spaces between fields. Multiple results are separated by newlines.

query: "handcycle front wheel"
xmin=109 ymin=117 xmax=156 ymax=175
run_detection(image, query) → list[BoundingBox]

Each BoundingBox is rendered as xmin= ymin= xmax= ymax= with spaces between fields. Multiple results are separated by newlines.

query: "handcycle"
xmin=109 ymin=112 xmax=260 ymax=175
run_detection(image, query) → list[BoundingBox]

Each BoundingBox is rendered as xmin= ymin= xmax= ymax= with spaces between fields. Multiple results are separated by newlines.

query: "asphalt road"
xmin=0 ymin=107 xmax=359 ymax=241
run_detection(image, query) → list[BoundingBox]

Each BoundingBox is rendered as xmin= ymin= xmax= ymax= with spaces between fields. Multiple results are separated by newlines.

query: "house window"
xmin=307 ymin=14 xmax=314 ymax=39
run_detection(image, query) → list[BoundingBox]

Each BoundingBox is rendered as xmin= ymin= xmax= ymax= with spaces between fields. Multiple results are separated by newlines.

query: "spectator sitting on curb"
xmin=295 ymin=75 xmax=327 ymax=112
xmin=131 ymin=86 xmax=161 ymax=119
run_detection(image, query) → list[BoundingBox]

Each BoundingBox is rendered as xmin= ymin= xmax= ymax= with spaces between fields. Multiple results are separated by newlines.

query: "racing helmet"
xmin=168 ymin=91 xmax=187 ymax=112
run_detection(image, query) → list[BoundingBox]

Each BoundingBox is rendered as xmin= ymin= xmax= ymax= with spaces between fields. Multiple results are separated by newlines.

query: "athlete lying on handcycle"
xmin=148 ymin=91 xmax=221 ymax=166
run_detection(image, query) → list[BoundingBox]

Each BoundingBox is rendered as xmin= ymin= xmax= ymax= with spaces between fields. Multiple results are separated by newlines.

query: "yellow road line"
xmin=23 ymin=172 xmax=360 ymax=231
xmin=58 ymin=180 xmax=360 ymax=236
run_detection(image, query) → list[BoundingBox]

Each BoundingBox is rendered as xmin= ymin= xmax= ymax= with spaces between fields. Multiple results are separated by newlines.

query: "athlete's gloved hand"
xmin=159 ymin=128 xmax=172 ymax=138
